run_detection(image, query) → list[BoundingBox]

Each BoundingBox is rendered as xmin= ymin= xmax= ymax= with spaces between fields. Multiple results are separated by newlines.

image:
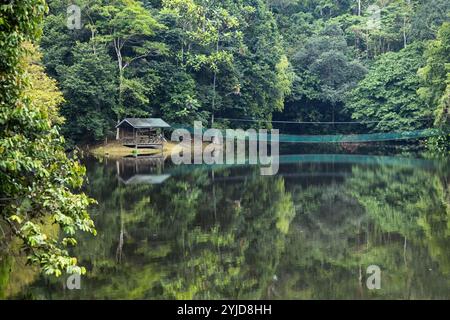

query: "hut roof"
xmin=116 ymin=118 xmax=171 ymax=129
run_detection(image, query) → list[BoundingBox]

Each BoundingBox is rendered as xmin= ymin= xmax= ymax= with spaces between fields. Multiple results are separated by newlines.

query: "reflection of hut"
xmin=116 ymin=118 xmax=171 ymax=148
xmin=116 ymin=155 xmax=170 ymax=185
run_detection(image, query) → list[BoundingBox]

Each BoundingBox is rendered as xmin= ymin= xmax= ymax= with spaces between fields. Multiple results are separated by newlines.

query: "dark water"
xmin=2 ymin=145 xmax=450 ymax=299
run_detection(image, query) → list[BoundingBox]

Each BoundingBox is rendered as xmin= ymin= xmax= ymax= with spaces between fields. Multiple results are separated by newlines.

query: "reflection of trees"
xmin=158 ymin=170 xmax=295 ymax=299
xmin=348 ymin=165 xmax=450 ymax=277
xmin=5 ymin=158 xmax=449 ymax=300
xmin=275 ymin=183 xmax=370 ymax=299
xmin=13 ymin=162 xmax=295 ymax=299
xmin=348 ymin=165 xmax=450 ymax=298
xmin=0 ymin=217 xmax=59 ymax=299
xmin=274 ymin=164 xmax=450 ymax=299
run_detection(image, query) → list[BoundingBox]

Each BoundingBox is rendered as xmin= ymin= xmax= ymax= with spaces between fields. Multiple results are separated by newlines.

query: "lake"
xmin=2 ymin=144 xmax=449 ymax=299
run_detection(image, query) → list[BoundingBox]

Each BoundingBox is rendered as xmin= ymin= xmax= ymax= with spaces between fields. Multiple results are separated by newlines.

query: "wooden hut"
xmin=116 ymin=118 xmax=171 ymax=148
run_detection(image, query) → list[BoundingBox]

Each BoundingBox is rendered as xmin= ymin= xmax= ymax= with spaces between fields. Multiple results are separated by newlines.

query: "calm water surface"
xmin=2 ymin=145 xmax=450 ymax=299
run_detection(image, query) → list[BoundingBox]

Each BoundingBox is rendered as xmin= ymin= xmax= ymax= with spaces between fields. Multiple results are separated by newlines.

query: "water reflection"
xmin=1 ymin=151 xmax=449 ymax=299
xmin=116 ymin=155 xmax=170 ymax=185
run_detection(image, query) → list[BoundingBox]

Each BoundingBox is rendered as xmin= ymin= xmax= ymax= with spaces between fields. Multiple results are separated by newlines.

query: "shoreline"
xmin=86 ymin=140 xmax=221 ymax=159
xmin=87 ymin=141 xmax=180 ymax=159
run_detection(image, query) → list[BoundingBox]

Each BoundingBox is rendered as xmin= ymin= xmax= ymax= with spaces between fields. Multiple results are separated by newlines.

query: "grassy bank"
xmin=89 ymin=141 xmax=179 ymax=158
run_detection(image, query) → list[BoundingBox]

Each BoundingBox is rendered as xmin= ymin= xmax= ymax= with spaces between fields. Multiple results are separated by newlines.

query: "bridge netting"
xmin=171 ymin=117 xmax=444 ymax=143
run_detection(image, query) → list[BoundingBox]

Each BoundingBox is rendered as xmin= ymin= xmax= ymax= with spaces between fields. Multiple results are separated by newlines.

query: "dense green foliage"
xmin=0 ymin=1 xmax=95 ymax=276
xmin=418 ymin=22 xmax=450 ymax=152
xmin=1 ymin=0 xmax=449 ymax=283
xmin=418 ymin=22 xmax=450 ymax=126
xmin=37 ymin=0 xmax=446 ymax=147
xmin=345 ymin=43 xmax=429 ymax=132
xmin=41 ymin=0 xmax=292 ymax=143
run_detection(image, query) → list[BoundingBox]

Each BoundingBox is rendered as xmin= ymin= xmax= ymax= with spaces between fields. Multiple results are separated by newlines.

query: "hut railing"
xmin=121 ymin=136 xmax=164 ymax=145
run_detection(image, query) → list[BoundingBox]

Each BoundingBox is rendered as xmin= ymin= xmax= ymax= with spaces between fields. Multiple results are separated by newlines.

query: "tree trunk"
xmin=403 ymin=17 xmax=408 ymax=48
xmin=211 ymin=36 xmax=219 ymax=126
xmin=212 ymin=72 xmax=216 ymax=126
xmin=116 ymin=68 xmax=124 ymax=140
xmin=114 ymin=38 xmax=124 ymax=140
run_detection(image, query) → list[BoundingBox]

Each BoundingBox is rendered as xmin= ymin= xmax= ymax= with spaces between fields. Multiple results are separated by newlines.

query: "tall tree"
xmin=287 ymin=22 xmax=366 ymax=124
xmin=410 ymin=0 xmax=450 ymax=41
xmin=418 ymin=22 xmax=450 ymax=153
xmin=59 ymin=43 xmax=118 ymax=144
xmin=346 ymin=43 xmax=429 ymax=132
xmin=418 ymin=22 xmax=450 ymax=126
xmin=162 ymin=0 xmax=241 ymax=124
xmin=0 ymin=0 xmax=95 ymax=277
xmin=95 ymin=0 xmax=166 ymax=138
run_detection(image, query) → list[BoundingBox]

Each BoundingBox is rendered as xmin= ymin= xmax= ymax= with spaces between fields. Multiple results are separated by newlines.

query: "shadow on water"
xmin=1 ymin=144 xmax=449 ymax=299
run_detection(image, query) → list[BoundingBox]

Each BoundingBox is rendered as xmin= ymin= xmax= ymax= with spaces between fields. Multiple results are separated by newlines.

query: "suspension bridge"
xmin=171 ymin=117 xmax=444 ymax=144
